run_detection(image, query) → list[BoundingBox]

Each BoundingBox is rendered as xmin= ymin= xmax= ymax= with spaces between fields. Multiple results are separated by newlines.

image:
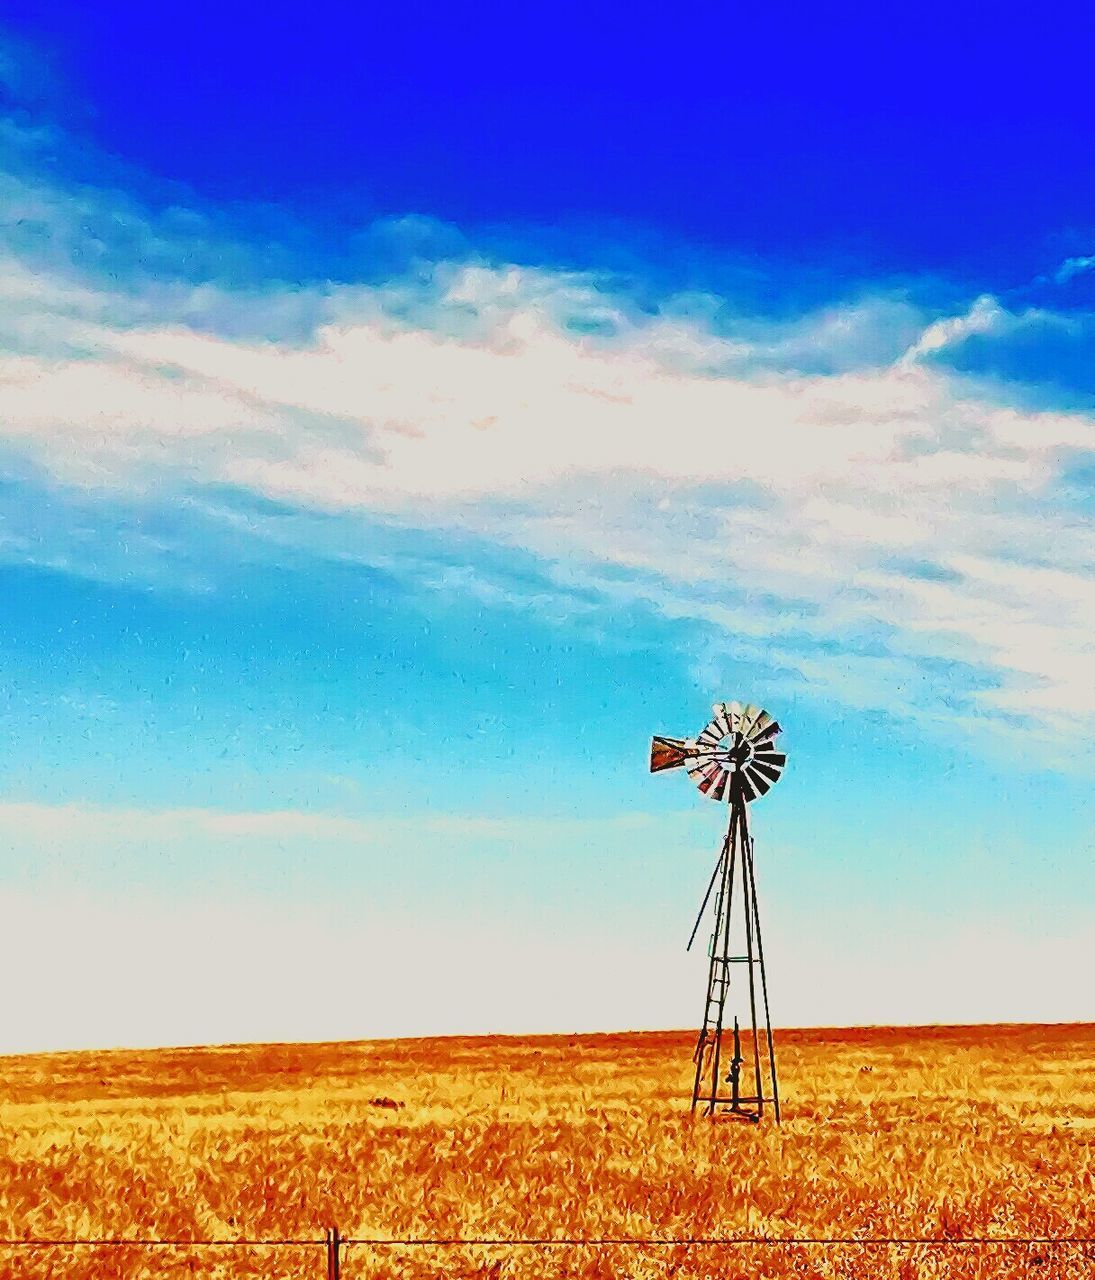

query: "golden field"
xmin=0 ymin=1024 xmax=1092 ymax=1279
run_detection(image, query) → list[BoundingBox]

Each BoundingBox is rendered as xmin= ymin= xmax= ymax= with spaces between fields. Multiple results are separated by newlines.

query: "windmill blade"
xmin=744 ymin=765 xmax=772 ymax=796
xmin=697 ymin=762 xmax=728 ymax=797
xmin=696 ymin=716 xmax=724 ymax=748
xmin=749 ymin=723 xmax=781 ymax=749
xmin=747 ymin=708 xmax=773 ymax=735
xmin=752 ymin=751 xmax=786 ymax=770
xmin=751 ymin=763 xmax=785 ymax=785
xmin=728 ymin=700 xmax=743 ymax=732
xmin=746 ymin=711 xmax=778 ymax=742
xmin=708 ymin=767 xmax=732 ymax=802
xmin=750 ymin=759 xmax=782 ymax=784
xmin=711 ymin=702 xmax=734 ymax=737
xmin=688 ymin=762 xmax=721 ymax=790
xmin=739 ymin=703 xmax=762 ymax=737
xmin=650 ymin=735 xmax=689 ymax=773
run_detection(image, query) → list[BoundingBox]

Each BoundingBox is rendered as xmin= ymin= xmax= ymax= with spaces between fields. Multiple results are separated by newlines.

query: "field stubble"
xmin=0 ymin=1024 xmax=1092 ymax=1279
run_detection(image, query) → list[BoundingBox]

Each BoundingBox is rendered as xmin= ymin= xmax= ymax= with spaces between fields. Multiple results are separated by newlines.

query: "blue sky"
xmin=0 ymin=7 xmax=1092 ymax=1051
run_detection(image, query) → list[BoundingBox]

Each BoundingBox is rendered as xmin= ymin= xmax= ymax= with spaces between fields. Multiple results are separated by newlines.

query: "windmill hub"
xmin=721 ymin=734 xmax=754 ymax=770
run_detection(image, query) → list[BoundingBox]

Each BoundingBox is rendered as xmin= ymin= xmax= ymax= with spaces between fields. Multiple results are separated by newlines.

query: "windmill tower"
xmin=651 ymin=701 xmax=786 ymax=1122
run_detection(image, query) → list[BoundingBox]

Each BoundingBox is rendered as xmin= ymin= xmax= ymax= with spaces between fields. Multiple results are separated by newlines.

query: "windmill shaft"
xmin=690 ymin=796 xmax=780 ymax=1122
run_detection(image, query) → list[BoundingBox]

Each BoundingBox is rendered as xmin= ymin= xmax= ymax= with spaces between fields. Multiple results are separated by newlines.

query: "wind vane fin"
xmin=649 ymin=735 xmax=688 ymax=773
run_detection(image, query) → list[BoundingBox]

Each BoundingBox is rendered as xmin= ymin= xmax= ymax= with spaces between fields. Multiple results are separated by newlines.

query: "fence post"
xmin=326 ymin=1225 xmax=341 ymax=1280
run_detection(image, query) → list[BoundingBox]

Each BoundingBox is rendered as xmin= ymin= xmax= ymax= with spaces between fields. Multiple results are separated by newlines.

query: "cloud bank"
xmin=1 ymin=111 xmax=1093 ymax=767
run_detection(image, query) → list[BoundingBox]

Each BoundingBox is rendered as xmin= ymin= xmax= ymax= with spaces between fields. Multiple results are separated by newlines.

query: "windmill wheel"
xmin=650 ymin=701 xmax=786 ymax=802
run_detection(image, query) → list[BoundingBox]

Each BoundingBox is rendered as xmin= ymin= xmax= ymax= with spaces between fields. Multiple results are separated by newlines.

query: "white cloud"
xmin=0 ymin=156 xmax=1093 ymax=763
xmin=1054 ymin=254 xmax=1095 ymax=285
xmin=0 ymin=799 xmax=646 ymax=844
xmin=898 ymin=293 xmax=1010 ymax=364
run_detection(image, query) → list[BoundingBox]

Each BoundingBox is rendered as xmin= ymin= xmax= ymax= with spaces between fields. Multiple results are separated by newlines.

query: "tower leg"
xmin=746 ymin=829 xmax=781 ymax=1123
xmin=740 ymin=802 xmax=764 ymax=1119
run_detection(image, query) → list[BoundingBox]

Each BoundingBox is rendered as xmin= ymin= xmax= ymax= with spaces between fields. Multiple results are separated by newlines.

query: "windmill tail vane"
xmin=651 ymin=700 xmax=786 ymax=1124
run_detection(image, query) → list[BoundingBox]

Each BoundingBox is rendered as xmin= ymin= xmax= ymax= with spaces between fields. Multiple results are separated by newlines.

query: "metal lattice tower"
xmin=650 ymin=701 xmax=786 ymax=1122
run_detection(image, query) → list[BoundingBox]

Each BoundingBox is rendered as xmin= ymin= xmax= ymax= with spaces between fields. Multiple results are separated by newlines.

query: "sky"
xmin=0 ymin=5 xmax=1092 ymax=1052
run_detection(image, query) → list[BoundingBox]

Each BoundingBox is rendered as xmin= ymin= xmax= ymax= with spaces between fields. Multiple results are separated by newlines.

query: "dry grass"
xmin=0 ymin=1024 xmax=1092 ymax=1278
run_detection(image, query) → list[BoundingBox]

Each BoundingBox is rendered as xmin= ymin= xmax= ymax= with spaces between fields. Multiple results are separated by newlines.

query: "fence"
xmin=1 ymin=1230 xmax=1093 ymax=1277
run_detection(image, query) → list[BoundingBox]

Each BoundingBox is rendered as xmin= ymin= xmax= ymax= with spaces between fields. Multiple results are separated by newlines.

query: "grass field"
xmin=0 ymin=1023 xmax=1092 ymax=1278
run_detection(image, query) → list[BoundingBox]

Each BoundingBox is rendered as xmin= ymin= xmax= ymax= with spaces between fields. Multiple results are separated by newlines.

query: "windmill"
xmin=651 ymin=702 xmax=786 ymax=1121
